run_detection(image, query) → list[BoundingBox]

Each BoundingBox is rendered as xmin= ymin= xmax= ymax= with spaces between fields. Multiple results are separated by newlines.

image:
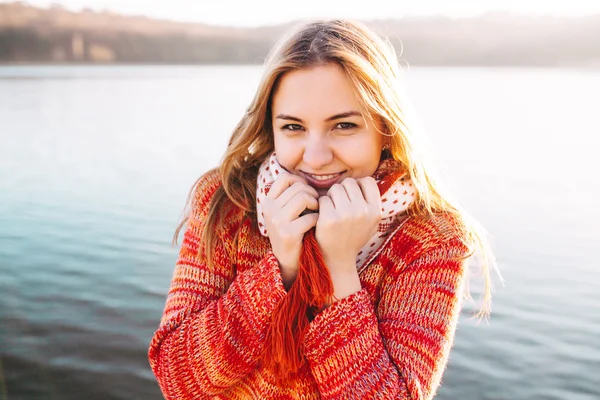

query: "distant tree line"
xmin=1 ymin=3 xmax=599 ymax=67
xmin=0 ymin=28 xmax=275 ymax=64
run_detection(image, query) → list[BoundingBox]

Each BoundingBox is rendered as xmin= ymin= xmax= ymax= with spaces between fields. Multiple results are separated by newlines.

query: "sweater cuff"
xmin=235 ymin=251 xmax=287 ymax=329
xmin=303 ymin=289 xmax=380 ymax=377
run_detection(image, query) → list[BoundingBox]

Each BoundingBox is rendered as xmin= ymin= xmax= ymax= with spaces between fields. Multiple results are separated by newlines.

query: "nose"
xmin=303 ymin=135 xmax=333 ymax=170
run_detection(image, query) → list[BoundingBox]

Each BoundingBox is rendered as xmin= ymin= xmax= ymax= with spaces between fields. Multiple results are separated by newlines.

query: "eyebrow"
xmin=275 ymin=111 xmax=362 ymax=123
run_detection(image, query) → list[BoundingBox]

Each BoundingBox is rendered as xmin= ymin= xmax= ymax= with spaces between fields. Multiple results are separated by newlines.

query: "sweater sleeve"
xmin=148 ymin=171 xmax=287 ymax=399
xmin=302 ymin=232 xmax=469 ymax=400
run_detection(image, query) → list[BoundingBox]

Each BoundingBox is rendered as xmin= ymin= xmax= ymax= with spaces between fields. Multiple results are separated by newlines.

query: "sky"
xmin=5 ymin=0 xmax=600 ymax=27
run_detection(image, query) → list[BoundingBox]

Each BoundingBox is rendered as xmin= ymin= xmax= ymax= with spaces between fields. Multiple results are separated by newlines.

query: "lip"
xmin=302 ymin=171 xmax=345 ymax=190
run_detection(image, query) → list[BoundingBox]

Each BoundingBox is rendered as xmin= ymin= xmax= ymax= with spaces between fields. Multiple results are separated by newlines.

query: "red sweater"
xmin=148 ymin=169 xmax=471 ymax=399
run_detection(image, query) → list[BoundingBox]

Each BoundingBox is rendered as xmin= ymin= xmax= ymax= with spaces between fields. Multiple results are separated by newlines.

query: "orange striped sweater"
xmin=148 ymin=169 xmax=471 ymax=399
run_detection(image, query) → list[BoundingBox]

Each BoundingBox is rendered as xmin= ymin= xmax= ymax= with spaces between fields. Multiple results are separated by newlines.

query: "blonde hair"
xmin=175 ymin=19 xmax=502 ymax=318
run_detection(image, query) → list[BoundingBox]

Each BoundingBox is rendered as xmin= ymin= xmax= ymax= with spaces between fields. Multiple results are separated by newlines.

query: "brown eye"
xmin=335 ymin=122 xmax=357 ymax=130
xmin=282 ymin=124 xmax=303 ymax=131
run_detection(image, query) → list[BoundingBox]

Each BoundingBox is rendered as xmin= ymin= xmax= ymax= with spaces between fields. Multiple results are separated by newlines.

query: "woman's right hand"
xmin=261 ymin=174 xmax=319 ymax=288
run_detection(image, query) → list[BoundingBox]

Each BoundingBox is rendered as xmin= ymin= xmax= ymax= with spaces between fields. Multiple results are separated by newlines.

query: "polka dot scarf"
xmin=256 ymin=152 xmax=416 ymax=270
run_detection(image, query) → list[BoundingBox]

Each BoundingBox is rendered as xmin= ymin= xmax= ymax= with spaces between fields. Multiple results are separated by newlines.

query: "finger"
xmin=341 ymin=178 xmax=367 ymax=204
xmin=290 ymin=212 xmax=319 ymax=234
xmin=356 ymin=177 xmax=381 ymax=207
xmin=304 ymin=196 xmax=320 ymax=211
xmin=326 ymin=183 xmax=350 ymax=209
xmin=277 ymin=181 xmax=319 ymax=207
xmin=266 ymin=173 xmax=305 ymax=200
xmin=318 ymin=195 xmax=335 ymax=216
xmin=281 ymin=192 xmax=319 ymax=218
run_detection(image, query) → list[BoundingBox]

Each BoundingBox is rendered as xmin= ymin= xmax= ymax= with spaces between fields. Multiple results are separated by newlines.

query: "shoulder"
xmin=189 ymin=168 xmax=222 ymax=218
xmin=386 ymin=211 xmax=472 ymax=269
xmin=187 ymin=168 xmax=247 ymax=237
xmin=408 ymin=211 xmax=469 ymax=244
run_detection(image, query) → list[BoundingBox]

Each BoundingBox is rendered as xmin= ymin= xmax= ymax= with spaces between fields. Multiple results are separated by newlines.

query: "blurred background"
xmin=0 ymin=1 xmax=599 ymax=399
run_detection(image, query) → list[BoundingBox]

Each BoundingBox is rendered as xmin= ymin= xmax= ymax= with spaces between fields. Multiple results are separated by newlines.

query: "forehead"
xmin=271 ymin=64 xmax=362 ymax=118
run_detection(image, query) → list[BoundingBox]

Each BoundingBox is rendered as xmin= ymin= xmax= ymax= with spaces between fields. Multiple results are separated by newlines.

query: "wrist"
xmin=327 ymin=270 xmax=361 ymax=306
xmin=324 ymin=255 xmax=356 ymax=274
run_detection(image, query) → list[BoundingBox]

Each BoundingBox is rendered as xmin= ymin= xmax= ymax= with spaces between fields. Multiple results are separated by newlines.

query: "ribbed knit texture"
xmin=148 ymin=169 xmax=471 ymax=400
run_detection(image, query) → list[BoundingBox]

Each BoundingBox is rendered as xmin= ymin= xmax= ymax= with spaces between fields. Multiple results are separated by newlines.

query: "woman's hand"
xmin=261 ymin=174 xmax=319 ymax=288
xmin=316 ymin=177 xmax=382 ymax=275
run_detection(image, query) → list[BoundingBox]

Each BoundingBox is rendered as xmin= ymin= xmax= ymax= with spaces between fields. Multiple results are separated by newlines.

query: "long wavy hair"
xmin=174 ymin=19 xmax=502 ymax=318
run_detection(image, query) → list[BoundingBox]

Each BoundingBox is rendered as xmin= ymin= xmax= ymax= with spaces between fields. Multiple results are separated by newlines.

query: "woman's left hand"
xmin=315 ymin=177 xmax=382 ymax=275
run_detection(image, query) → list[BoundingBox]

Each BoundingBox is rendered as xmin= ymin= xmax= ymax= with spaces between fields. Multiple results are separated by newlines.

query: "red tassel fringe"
xmin=263 ymin=228 xmax=334 ymax=380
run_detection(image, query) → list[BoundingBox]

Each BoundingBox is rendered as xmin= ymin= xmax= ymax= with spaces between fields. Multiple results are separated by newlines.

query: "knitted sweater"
xmin=148 ymin=169 xmax=471 ymax=400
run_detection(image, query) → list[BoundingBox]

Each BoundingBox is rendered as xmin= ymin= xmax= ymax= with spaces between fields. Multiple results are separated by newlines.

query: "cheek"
xmin=359 ymin=147 xmax=383 ymax=174
xmin=363 ymin=132 xmax=384 ymax=172
xmin=342 ymin=138 xmax=382 ymax=175
xmin=273 ymin=135 xmax=302 ymax=169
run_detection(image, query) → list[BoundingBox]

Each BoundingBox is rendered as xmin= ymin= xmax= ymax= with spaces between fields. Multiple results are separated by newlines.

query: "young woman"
xmin=148 ymin=19 xmax=499 ymax=399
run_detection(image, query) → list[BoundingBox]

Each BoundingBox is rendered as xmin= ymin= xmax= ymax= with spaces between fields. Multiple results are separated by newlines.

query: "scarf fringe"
xmin=263 ymin=229 xmax=333 ymax=380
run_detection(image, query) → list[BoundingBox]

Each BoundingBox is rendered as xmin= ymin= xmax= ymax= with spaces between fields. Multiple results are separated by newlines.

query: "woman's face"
xmin=271 ymin=63 xmax=384 ymax=195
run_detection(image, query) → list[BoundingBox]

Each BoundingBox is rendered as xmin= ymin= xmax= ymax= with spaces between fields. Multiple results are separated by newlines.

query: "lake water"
xmin=0 ymin=65 xmax=599 ymax=400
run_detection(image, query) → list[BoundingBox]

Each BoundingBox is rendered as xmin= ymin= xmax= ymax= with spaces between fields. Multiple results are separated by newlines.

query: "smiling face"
xmin=271 ymin=63 xmax=385 ymax=195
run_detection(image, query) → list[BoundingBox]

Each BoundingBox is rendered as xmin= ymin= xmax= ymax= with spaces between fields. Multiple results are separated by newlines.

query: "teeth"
xmin=308 ymin=173 xmax=339 ymax=181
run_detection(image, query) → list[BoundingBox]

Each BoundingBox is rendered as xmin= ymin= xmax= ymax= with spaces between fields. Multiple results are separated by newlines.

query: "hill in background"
xmin=1 ymin=1 xmax=599 ymax=66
